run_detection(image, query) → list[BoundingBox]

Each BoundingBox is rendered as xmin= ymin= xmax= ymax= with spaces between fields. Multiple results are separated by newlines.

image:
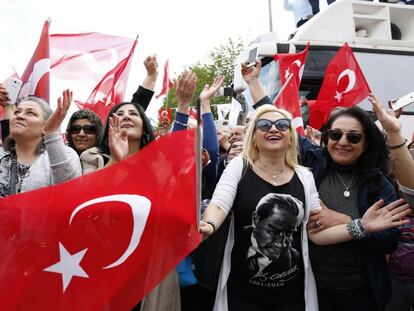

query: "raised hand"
xmin=44 ymin=89 xmax=72 ymax=135
xmin=367 ymin=93 xmax=401 ymax=134
xmin=0 ymin=85 xmax=10 ymax=106
xmin=360 ymin=198 xmax=411 ymax=233
xmin=175 ymin=69 xmax=197 ymax=113
xmin=241 ymin=60 xmax=262 ymax=85
xmin=199 ymin=76 xmax=224 ymax=101
xmin=144 ymin=55 xmax=158 ymax=77
xmin=108 ymin=114 xmax=129 ymax=163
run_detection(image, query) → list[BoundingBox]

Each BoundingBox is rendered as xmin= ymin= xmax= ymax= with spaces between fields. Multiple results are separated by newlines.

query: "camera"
xmin=215 ymin=86 xmax=233 ymax=97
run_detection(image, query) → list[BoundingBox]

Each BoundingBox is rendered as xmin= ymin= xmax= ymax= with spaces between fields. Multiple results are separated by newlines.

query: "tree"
xmin=166 ymin=37 xmax=245 ymax=112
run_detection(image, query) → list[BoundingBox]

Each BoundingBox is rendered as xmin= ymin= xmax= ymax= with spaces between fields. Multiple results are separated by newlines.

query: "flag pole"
xmin=273 ymin=72 xmax=294 ymax=104
xmin=195 ymin=97 xmax=202 ymax=230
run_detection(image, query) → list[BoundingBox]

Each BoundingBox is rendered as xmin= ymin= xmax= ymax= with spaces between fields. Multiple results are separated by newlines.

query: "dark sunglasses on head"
xmin=328 ymin=129 xmax=363 ymax=144
xmin=69 ymin=124 xmax=97 ymax=135
xmin=255 ymin=118 xmax=291 ymax=132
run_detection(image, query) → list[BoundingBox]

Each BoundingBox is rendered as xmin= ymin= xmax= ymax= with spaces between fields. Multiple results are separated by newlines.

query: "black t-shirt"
xmin=227 ymin=167 xmax=306 ymax=304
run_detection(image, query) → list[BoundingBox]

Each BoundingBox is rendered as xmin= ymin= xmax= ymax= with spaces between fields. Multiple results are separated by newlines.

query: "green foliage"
xmin=165 ymin=37 xmax=245 ymax=115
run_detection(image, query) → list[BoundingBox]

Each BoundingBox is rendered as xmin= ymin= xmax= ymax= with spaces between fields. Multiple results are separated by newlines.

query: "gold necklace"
xmin=256 ymin=158 xmax=284 ymax=186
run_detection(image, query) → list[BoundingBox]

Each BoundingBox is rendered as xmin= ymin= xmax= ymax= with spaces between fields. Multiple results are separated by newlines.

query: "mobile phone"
xmin=246 ymin=47 xmax=258 ymax=68
xmin=391 ymin=92 xmax=414 ymax=111
xmin=5 ymin=78 xmax=23 ymax=105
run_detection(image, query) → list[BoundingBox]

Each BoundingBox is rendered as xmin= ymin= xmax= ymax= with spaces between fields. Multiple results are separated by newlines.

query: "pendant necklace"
xmin=335 ymin=170 xmax=356 ymax=198
xmin=257 ymin=158 xmax=284 ymax=186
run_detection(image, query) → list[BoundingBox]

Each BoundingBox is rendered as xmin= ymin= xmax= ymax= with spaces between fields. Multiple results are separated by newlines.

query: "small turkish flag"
xmin=20 ymin=20 xmax=50 ymax=103
xmin=274 ymin=43 xmax=309 ymax=136
xmin=156 ymin=59 xmax=173 ymax=99
xmin=0 ymin=130 xmax=200 ymax=310
xmin=309 ymin=43 xmax=371 ymax=129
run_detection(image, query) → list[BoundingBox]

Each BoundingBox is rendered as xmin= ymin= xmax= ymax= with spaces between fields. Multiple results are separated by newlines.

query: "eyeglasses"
xmin=255 ymin=118 xmax=291 ymax=132
xmin=328 ymin=129 xmax=363 ymax=144
xmin=69 ymin=124 xmax=97 ymax=135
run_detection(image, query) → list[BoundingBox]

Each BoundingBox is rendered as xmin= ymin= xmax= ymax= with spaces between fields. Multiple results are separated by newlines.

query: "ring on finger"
xmin=315 ymin=220 xmax=321 ymax=228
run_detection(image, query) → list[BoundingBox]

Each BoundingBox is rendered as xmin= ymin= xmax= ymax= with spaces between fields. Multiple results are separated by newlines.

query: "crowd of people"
xmin=0 ymin=52 xmax=413 ymax=311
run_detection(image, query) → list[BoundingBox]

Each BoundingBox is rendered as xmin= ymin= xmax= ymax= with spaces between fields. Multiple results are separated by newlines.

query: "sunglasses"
xmin=69 ymin=124 xmax=97 ymax=135
xmin=255 ymin=118 xmax=291 ymax=132
xmin=328 ymin=129 xmax=363 ymax=144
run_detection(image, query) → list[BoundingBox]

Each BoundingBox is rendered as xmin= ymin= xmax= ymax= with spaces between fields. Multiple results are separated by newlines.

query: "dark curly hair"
xmin=65 ymin=109 xmax=103 ymax=154
xmin=98 ymin=102 xmax=155 ymax=156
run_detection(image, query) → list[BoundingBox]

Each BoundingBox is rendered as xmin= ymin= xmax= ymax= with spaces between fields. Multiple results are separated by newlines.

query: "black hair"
xmin=98 ymin=102 xmax=155 ymax=155
xmin=65 ymin=109 xmax=103 ymax=154
xmin=321 ymin=105 xmax=389 ymax=174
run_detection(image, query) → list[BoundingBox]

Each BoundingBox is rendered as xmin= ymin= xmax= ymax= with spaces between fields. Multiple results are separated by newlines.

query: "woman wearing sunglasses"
xmin=65 ymin=109 xmax=102 ymax=155
xmin=199 ymin=103 xmax=409 ymax=311
xmin=241 ymin=60 xmax=411 ymax=311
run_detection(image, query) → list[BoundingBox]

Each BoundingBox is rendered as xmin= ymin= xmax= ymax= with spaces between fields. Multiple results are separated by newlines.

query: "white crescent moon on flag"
xmin=337 ymin=69 xmax=356 ymax=94
xmin=69 ymin=194 xmax=151 ymax=269
xmin=292 ymin=60 xmax=305 ymax=81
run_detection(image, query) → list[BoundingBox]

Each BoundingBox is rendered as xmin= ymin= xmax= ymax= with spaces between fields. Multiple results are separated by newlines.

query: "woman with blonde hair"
xmin=199 ymin=104 xmax=410 ymax=311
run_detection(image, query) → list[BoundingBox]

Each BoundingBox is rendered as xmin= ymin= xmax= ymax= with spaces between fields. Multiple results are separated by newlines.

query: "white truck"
xmin=232 ymin=0 xmax=414 ymax=140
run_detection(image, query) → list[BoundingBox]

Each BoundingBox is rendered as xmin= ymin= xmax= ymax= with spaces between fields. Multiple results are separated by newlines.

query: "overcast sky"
xmin=0 ymin=0 xmax=301 ymax=122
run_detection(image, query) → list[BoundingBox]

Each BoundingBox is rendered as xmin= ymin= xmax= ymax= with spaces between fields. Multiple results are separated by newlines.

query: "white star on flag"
xmin=44 ymin=242 xmax=89 ymax=292
xmin=285 ymin=68 xmax=291 ymax=80
xmin=334 ymin=91 xmax=342 ymax=102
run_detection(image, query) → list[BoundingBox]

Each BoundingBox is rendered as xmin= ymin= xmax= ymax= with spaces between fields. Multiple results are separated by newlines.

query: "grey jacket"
xmin=0 ymin=132 xmax=82 ymax=193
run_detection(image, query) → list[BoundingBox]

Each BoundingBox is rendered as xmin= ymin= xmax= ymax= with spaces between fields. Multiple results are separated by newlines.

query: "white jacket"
xmin=210 ymin=156 xmax=320 ymax=311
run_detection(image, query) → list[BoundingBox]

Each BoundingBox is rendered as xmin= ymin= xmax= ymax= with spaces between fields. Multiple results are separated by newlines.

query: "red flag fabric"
xmin=75 ymin=39 xmax=137 ymax=120
xmin=20 ymin=20 xmax=50 ymax=103
xmin=274 ymin=44 xmax=309 ymax=136
xmin=309 ymin=43 xmax=371 ymax=129
xmin=155 ymin=59 xmax=173 ymax=99
xmin=50 ymin=33 xmax=137 ymax=120
xmin=0 ymin=130 xmax=200 ymax=310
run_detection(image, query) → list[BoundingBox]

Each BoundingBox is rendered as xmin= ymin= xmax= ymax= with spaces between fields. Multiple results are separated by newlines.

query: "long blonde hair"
xmin=242 ymin=104 xmax=299 ymax=168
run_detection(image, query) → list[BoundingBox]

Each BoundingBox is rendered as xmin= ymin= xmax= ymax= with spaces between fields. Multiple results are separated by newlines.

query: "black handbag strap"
xmin=10 ymin=157 xmax=18 ymax=195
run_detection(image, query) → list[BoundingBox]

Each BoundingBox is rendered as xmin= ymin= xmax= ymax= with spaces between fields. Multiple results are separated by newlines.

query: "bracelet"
xmin=388 ymin=139 xmax=407 ymax=150
xmin=356 ymin=219 xmax=369 ymax=237
xmin=173 ymin=120 xmax=189 ymax=128
xmin=346 ymin=219 xmax=367 ymax=239
xmin=205 ymin=220 xmax=216 ymax=232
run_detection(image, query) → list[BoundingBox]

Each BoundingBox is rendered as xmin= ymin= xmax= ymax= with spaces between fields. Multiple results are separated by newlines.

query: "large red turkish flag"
xmin=20 ymin=20 xmax=50 ymax=103
xmin=309 ymin=43 xmax=371 ymax=129
xmin=0 ymin=130 xmax=200 ymax=310
xmin=274 ymin=44 xmax=309 ymax=136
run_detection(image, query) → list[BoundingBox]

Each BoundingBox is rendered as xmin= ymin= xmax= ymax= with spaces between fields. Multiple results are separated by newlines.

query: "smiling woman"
xmin=80 ymin=101 xmax=155 ymax=174
xmin=0 ymin=90 xmax=81 ymax=196
xmin=210 ymin=62 xmax=412 ymax=311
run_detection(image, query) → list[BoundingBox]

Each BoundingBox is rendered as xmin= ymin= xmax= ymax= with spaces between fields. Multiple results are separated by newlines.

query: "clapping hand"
xmin=108 ymin=114 xmax=129 ymax=163
xmin=44 ymin=89 xmax=72 ymax=135
xmin=200 ymin=76 xmax=224 ymax=101
xmin=175 ymin=69 xmax=197 ymax=113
